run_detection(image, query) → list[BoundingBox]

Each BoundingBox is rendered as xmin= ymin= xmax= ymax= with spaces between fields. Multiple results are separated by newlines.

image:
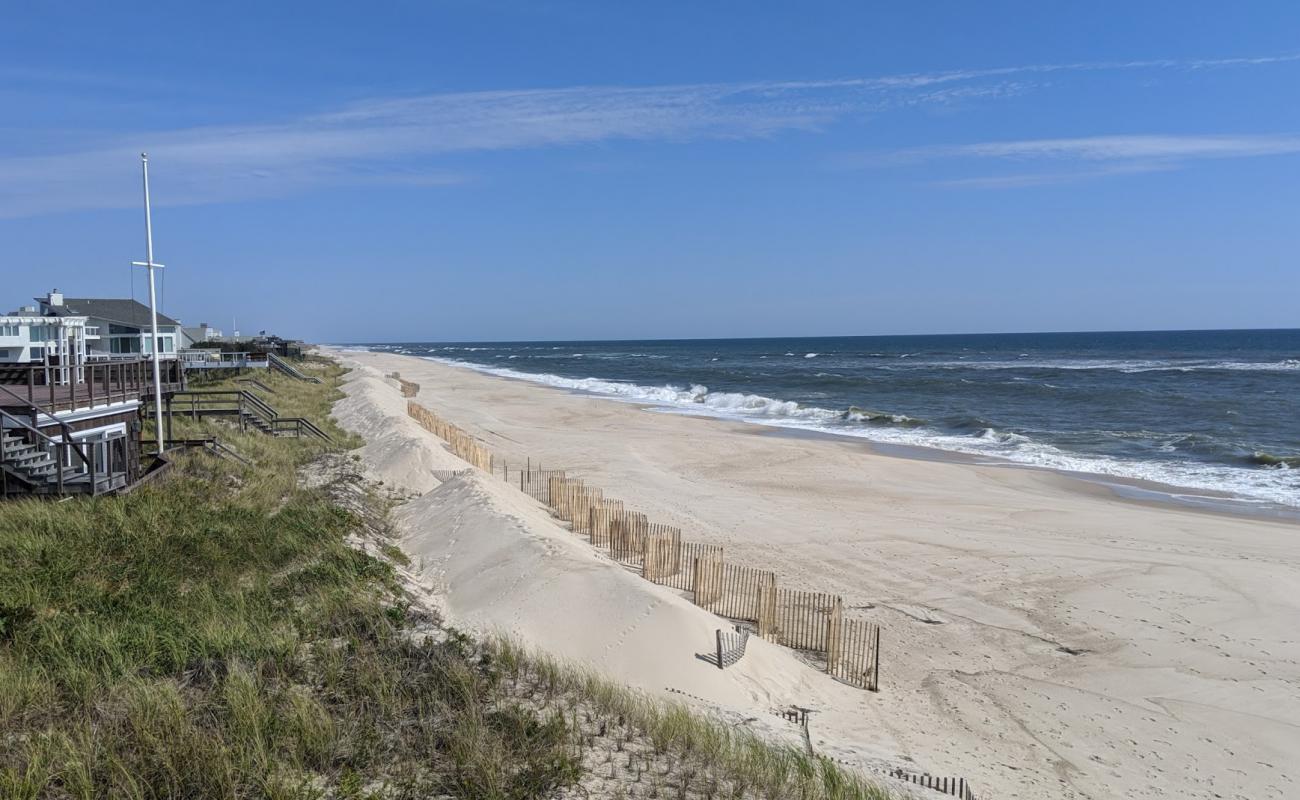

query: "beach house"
xmin=36 ymin=290 xmax=182 ymax=358
xmin=1 ymin=290 xmax=185 ymax=497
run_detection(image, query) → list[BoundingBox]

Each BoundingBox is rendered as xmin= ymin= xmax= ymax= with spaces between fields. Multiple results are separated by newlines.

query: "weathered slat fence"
xmin=641 ymin=526 xmax=683 ymax=581
xmin=518 ymin=468 xmax=566 ymax=505
xmin=403 ymin=392 xmax=883 ymax=692
xmin=398 ymin=378 xmax=420 ymax=397
xmin=694 ymin=562 xmax=777 ymax=623
xmin=407 ymin=401 xmax=492 ymax=471
xmin=828 ymin=617 xmax=881 ymax=692
xmin=761 ymin=588 xmax=841 ymax=653
xmin=715 ymin=626 xmax=750 ymax=669
xmin=887 ymin=770 xmax=977 ymax=800
xmin=652 ymin=541 xmax=723 ymax=593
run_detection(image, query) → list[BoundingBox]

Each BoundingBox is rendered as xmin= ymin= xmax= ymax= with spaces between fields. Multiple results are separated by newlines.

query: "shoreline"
xmin=327 ymin=346 xmax=1300 ymax=800
xmin=751 ymin=424 xmax=1300 ymax=523
xmin=356 ymin=348 xmax=1298 ymax=524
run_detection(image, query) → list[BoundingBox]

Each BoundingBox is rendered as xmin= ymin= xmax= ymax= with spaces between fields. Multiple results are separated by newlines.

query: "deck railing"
xmin=0 ymin=358 xmax=184 ymax=414
xmin=179 ymin=350 xmax=269 ymax=367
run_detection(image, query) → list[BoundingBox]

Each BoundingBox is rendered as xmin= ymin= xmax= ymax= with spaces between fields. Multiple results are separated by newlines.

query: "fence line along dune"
xmin=405 ymin=397 xmax=882 ymax=692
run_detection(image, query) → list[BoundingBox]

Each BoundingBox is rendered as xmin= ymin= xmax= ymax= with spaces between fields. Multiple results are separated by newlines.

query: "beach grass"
xmin=0 ymin=359 xmax=892 ymax=799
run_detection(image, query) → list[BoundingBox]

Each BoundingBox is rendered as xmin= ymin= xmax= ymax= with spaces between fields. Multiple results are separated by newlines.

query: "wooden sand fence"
xmin=516 ymin=468 xmax=567 ymax=506
xmin=407 ymin=401 xmax=493 ymax=472
xmin=887 ymin=770 xmax=977 ymax=800
xmin=694 ymin=561 xmax=777 ymax=623
xmin=648 ymin=541 xmax=723 ymax=593
xmin=401 ymin=391 xmax=882 ymax=692
xmin=714 ymin=626 xmax=751 ymax=669
xmin=398 ymin=378 xmax=420 ymax=397
xmin=828 ymin=617 xmax=882 ymax=693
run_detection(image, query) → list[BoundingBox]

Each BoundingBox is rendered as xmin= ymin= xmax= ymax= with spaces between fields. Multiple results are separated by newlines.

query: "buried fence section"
xmin=398 ymin=378 xmax=420 ymax=397
xmin=715 ymin=626 xmax=751 ymax=669
xmin=829 ymin=617 xmax=881 ymax=692
xmin=887 ymin=771 xmax=976 ymax=800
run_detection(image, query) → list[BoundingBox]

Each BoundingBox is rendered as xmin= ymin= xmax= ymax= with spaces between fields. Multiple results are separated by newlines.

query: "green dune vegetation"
xmin=0 ymin=359 xmax=891 ymax=800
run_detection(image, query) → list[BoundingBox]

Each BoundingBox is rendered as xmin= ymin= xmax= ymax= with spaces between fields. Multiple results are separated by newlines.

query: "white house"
xmin=36 ymin=290 xmax=181 ymax=359
xmin=0 ymin=309 xmax=90 ymax=366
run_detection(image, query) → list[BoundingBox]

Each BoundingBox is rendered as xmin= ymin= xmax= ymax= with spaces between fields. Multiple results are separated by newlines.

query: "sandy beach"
xmin=329 ymin=347 xmax=1300 ymax=800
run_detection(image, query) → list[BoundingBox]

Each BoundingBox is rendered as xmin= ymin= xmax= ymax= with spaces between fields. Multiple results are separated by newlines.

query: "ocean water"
xmin=363 ymin=331 xmax=1300 ymax=509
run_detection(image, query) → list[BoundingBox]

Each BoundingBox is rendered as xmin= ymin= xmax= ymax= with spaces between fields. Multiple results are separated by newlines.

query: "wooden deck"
xmin=0 ymin=359 xmax=185 ymax=415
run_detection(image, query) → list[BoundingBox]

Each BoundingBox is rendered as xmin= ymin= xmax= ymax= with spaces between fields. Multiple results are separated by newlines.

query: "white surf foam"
xmin=422 ymin=356 xmax=1299 ymax=508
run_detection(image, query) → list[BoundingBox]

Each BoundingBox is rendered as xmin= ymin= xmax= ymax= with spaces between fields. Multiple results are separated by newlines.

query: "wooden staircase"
xmin=1 ymin=432 xmax=59 ymax=484
xmin=267 ymin=353 xmax=322 ymax=383
xmin=151 ymin=390 xmax=331 ymax=441
xmin=0 ymin=418 xmax=129 ymax=497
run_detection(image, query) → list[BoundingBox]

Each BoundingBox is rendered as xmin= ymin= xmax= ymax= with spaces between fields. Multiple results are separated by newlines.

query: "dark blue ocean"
xmin=362 ymin=330 xmax=1300 ymax=508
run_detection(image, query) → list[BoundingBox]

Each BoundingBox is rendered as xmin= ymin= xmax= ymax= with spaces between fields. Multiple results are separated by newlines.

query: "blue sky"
xmin=3 ymin=2 xmax=1298 ymax=341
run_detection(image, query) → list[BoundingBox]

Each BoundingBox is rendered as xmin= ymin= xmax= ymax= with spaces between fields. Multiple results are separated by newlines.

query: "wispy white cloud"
xmin=3 ymin=52 xmax=1297 ymax=216
xmin=887 ymin=133 xmax=1300 ymax=164
xmin=931 ymin=161 xmax=1177 ymax=189
xmin=852 ymin=133 xmax=1300 ymax=188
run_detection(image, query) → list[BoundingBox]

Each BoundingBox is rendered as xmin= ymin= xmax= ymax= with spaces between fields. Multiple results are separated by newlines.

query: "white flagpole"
xmin=132 ymin=153 xmax=167 ymax=456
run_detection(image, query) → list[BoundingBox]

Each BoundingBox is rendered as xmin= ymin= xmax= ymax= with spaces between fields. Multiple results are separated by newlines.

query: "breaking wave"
xmin=922 ymin=358 xmax=1300 ymax=374
xmin=424 ymin=356 xmax=1299 ymax=508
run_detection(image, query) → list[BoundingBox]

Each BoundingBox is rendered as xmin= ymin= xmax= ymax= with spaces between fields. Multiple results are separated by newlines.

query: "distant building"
xmin=180 ymin=322 xmax=223 ymax=348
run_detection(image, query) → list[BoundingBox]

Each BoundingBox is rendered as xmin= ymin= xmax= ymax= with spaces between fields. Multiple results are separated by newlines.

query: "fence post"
xmin=871 ymin=624 xmax=881 ymax=692
xmin=825 ymin=597 xmax=843 ymax=675
xmin=757 ymin=581 xmax=776 ymax=639
xmin=716 ymin=629 xmax=724 ymax=670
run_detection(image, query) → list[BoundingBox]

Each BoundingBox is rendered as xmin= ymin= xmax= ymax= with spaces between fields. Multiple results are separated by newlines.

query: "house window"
xmin=142 ymin=336 xmax=175 ymax=355
xmin=0 ymin=349 xmax=9 ymax=358
xmin=109 ymin=324 xmax=139 ymax=335
xmin=29 ymin=326 xmax=52 ymax=342
xmin=30 ymin=347 xmax=45 ymax=360
xmin=0 ymin=324 xmax=18 ymax=337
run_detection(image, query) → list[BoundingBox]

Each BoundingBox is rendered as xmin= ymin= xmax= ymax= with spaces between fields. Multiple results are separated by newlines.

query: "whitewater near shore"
xmin=328 ymin=347 xmax=1300 ymax=800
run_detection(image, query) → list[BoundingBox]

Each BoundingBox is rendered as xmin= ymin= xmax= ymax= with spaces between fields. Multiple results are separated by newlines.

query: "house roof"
xmin=45 ymin=298 xmax=181 ymax=328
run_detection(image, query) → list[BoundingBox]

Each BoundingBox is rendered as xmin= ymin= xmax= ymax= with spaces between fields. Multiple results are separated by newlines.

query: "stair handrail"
xmin=148 ymin=389 xmax=330 ymax=441
xmin=0 ymin=407 xmax=80 ymax=492
xmin=268 ymin=417 xmax=332 ymax=441
xmin=235 ymin=377 xmax=277 ymax=394
xmin=267 ymin=352 xmax=322 ymax=383
xmin=157 ymin=389 xmax=279 ymax=424
xmin=0 ymin=384 xmax=95 ymax=477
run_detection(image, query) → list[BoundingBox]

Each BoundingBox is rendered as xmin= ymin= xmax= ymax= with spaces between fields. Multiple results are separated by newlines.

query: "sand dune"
xmin=334 ymin=368 xmax=912 ymax=781
xmin=329 ymin=349 xmax=1300 ymax=800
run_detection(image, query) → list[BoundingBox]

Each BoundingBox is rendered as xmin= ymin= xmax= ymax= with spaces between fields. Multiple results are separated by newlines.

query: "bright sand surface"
xmin=327 ymin=347 xmax=1300 ymax=800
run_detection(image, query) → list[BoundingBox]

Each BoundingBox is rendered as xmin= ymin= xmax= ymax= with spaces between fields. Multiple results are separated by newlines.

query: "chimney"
xmin=47 ymin=289 xmax=63 ymax=307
